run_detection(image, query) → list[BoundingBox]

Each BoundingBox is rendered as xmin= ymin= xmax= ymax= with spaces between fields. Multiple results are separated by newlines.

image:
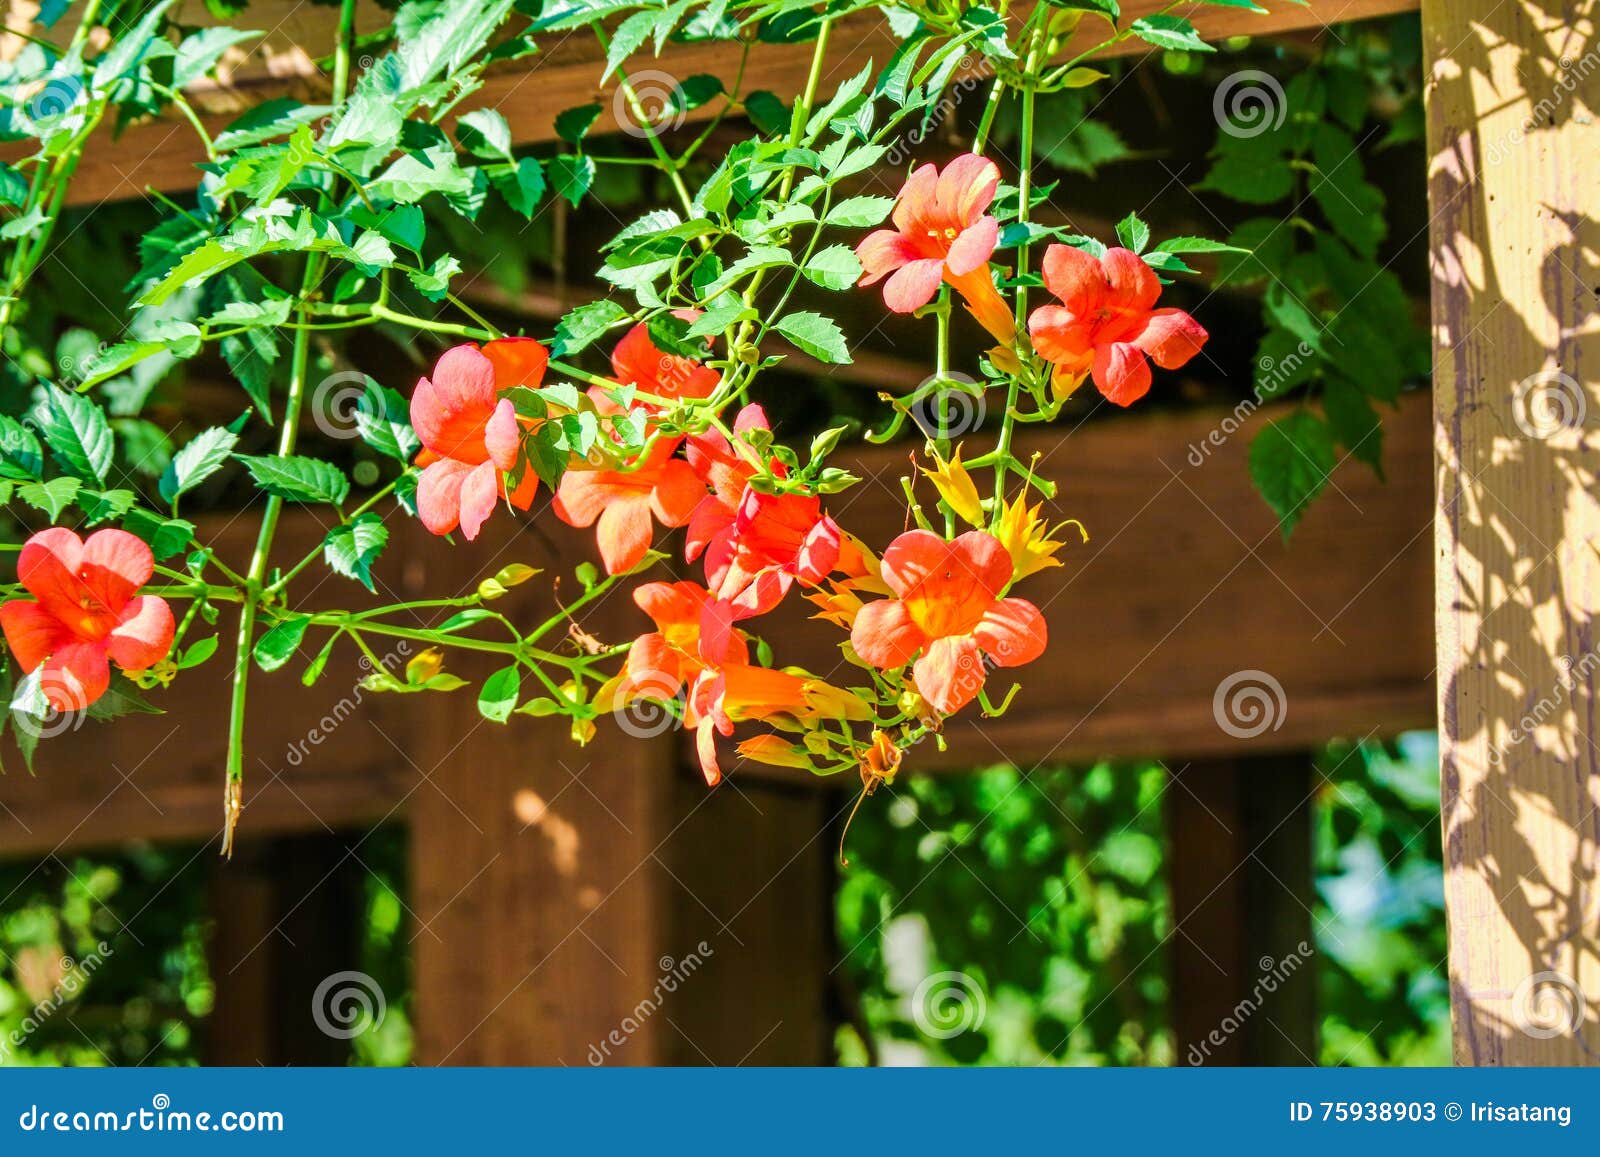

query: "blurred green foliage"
xmin=835 ymin=735 xmax=1448 ymax=1066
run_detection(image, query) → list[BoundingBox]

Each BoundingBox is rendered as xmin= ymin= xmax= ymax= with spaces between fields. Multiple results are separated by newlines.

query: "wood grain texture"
xmin=1424 ymin=0 xmax=1600 ymax=1064
xmin=29 ymin=0 xmax=1420 ymax=207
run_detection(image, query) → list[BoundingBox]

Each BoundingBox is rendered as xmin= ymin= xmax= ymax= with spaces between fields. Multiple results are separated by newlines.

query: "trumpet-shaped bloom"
xmin=855 ymin=154 xmax=1014 ymax=343
xmin=1027 ymin=245 xmax=1208 ymax=406
xmin=411 ymin=337 xmax=548 ymax=541
xmin=704 ymin=488 xmax=843 ymax=618
xmin=0 ymin=528 xmax=174 ymax=711
xmin=553 ymin=438 xmax=705 ymax=575
xmin=850 ymin=529 xmax=1046 ymax=715
xmin=610 ymin=320 xmax=719 ymax=404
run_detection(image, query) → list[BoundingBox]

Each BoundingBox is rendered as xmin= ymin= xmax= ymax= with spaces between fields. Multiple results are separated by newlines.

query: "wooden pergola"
xmin=3 ymin=0 xmax=1596 ymax=1066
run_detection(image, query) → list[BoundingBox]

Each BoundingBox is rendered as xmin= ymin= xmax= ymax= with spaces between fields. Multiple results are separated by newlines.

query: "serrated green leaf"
xmin=554 ymin=299 xmax=630 ymax=356
xmin=236 ymin=454 xmax=350 ymax=505
xmin=477 ymin=664 xmax=521 ymax=723
xmin=159 ymin=426 xmax=238 ymax=505
xmin=17 ymin=476 xmax=82 ymax=520
xmin=323 ymin=512 xmax=389 ymax=592
xmin=253 ymin=615 xmax=310 ymax=672
xmin=1249 ymin=411 xmax=1336 ymax=539
xmin=801 ymin=245 xmax=863 ymax=290
xmin=38 ymin=391 xmax=113 ymax=484
xmin=774 ymin=312 xmax=850 ymax=364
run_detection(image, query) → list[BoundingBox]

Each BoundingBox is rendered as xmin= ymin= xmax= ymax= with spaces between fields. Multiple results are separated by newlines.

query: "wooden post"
xmin=403 ymin=521 xmax=833 ymax=1065
xmin=1425 ymin=0 xmax=1600 ymax=1063
xmin=1168 ymin=755 xmax=1318 ymax=1066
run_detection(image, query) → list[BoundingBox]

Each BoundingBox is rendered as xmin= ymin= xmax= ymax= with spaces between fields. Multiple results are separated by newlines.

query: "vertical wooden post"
xmin=1425 ymin=0 xmax=1600 ymax=1063
xmin=404 ymin=522 xmax=832 ymax=1065
xmin=1168 ymin=755 xmax=1318 ymax=1066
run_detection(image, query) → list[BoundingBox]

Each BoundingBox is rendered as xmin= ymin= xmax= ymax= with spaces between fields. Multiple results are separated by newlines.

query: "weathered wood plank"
xmin=33 ymin=0 xmax=1421 ymax=207
xmin=1423 ymin=0 xmax=1600 ymax=1065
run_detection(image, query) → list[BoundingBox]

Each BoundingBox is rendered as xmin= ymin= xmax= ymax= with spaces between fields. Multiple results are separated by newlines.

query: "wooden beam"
xmin=1424 ymin=0 xmax=1600 ymax=1065
xmin=402 ymin=519 xmax=833 ymax=1065
xmin=1168 ymin=754 xmax=1318 ymax=1066
xmin=730 ymin=391 xmax=1436 ymax=783
xmin=31 ymin=0 xmax=1420 ymax=207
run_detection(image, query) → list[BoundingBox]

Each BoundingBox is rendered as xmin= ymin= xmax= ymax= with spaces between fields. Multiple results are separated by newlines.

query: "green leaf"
xmin=17 ymin=477 xmax=81 ymax=520
xmin=1129 ymin=14 xmax=1214 ymax=52
xmin=1323 ymin=377 xmax=1385 ymax=478
xmin=496 ymin=156 xmax=546 ymax=217
xmin=554 ymin=103 xmax=603 ymax=144
xmin=38 ymin=390 xmax=113 ymax=484
xmin=0 ymin=414 xmax=44 ymax=480
xmin=253 ymin=615 xmax=310 ymax=673
xmin=774 ymin=312 xmax=851 ymax=364
xmin=236 ymin=454 xmax=350 ymax=505
xmin=122 ymin=509 xmax=196 ymax=559
xmin=801 ymin=245 xmax=863 ymax=290
xmin=744 ymin=91 xmax=790 ymax=135
xmin=477 ymin=664 xmax=521 ymax=723
xmin=1248 ymin=411 xmax=1336 ymax=539
xmin=827 ymin=195 xmax=896 ymax=228
xmin=406 ymin=254 xmax=462 ymax=301
xmin=1115 ymin=212 xmax=1150 ymax=254
xmin=547 ymin=154 xmax=596 ymax=207
xmin=159 ymin=426 xmax=238 ymax=504
xmin=177 ymin=635 xmax=219 ymax=670
xmin=554 ymin=299 xmax=630 ymax=356
xmin=355 ymin=379 xmax=421 ymax=462
xmin=457 ymin=108 xmax=514 ymax=160
xmin=323 ymin=512 xmax=389 ymax=592
xmin=77 ymin=487 xmax=136 ymax=526
xmin=349 ymin=204 xmax=426 ymax=254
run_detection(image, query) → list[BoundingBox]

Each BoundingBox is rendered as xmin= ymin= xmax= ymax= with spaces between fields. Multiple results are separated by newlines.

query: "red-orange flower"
xmin=0 ymin=528 xmax=174 ymax=712
xmin=850 ymin=529 xmax=1045 ymax=715
xmin=620 ymin=581 xmax=809 ymax=785
xmin=1027 ymin=245 xmax=1208 ymax=406
xmin=855 ymin=154 xmax=1014 ymax=344
xmin=610 ymin=319 xmax=718 ymax=404
xmin=411 ymin=338 xmax=548 ymax=540
xmin=553 ymin=437 xmax=705 ymax=575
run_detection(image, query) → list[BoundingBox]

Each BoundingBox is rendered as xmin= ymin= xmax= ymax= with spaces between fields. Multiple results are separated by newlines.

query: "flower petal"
xmin=882 ymin=258 xmax=945 ymax=314
xmin=850 ymin=598 xmax=925 ymax=669
xmin=416 ymin=458 xmax=470 ymax=536
xmin=16 ymin=528 xmax=88 ymax=621
xmin=945 ymin=215 xmax=998 ymax=277
xmin=649 ymin=458 xmax=707 ymax=527
xmin=411 ymin=345 xmax=497 ymax=459
xmin=855 ymin=229 xmax=921 ymax=284
xmin=1101 ymin=247 xmax=1161 ymax=311
xmin=891 ymin=163 xmax=940 ymax=233
xmin=480 ymin=336 xmax=549 ymax=389
xmin=974 ymin=597 xmax=1047 ymax=667
xmin=796 ymin=515 xmax=841 ymax=584
xmin=458 ymin=460 xmax=501 ymax=541
xmin=1133 ymin=307 xmax=1209 ymax=370
xmin=695 ymin=716 xmax=722 ymax=786
xmin=0 ymin=600 xmax=70 ymax=672
xmin=595 ymin=494 xmax=654 ymax=574
xmin=105 ymin=595 xmax=175 ymax=671
xmin=483 ymin=398 xmax=520 ymax=471
xmin=877 ymin=529 xmax=951 ymax=599
xmin=39 ymin=641 xmax=110 ymax=713
xmin=1027 ymin=304 xmax=1095 ymax=367
xmin=912 ymin=634 xmax=985 ymax=715
xmin=935 ymin=154 xmax=1002 ymax=225
xmin=1041 ymin=244 xmax=1106 ymax=314
xmin=1092 ymin=341 xmax=1154 ymax=406
xmin=81 ymin=529 xmax=153 ymax=608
